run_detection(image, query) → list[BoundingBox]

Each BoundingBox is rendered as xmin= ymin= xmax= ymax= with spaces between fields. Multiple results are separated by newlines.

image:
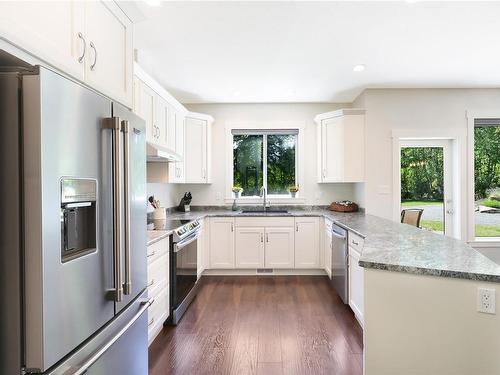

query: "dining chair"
xmin=401 ymin=209 xmax=424 ymax=228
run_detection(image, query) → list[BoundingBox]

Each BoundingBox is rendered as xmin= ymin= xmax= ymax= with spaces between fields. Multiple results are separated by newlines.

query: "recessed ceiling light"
xmin=353 ymin=64 xmax=366 ymax=72
xmin=143 ymin=0 xmax=161 ymax=7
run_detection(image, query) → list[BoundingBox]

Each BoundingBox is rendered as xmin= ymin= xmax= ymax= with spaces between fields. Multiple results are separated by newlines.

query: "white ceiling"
xmin=131 ymin=1 xmax=500 ymax=104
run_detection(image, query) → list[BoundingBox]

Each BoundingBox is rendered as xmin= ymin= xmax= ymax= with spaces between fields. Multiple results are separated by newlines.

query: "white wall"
xmin=147 ymin=181 xmax=179 ymax=210
xmin=354 ymin=89 xmax=500 ymax=239
xmin=365 ymin=268 xmax=500 ymax=375
xmin=183 ymin=103 xmax=358 ymax=206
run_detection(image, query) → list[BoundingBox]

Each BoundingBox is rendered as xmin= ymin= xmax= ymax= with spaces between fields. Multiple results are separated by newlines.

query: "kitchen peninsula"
xmin=156 ymin=207 xmax=500 ymax=374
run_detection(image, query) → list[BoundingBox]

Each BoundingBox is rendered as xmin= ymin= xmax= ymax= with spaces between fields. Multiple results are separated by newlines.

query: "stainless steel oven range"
xmin=167 ymin=219 xmax=201 ymax=325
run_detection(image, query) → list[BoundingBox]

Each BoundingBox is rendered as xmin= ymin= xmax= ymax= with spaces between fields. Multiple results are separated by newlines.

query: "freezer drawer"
xmin=48 ymin=290 xmax=150 ymax=375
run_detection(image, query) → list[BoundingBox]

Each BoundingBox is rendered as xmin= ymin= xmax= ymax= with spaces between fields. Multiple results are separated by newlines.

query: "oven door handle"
xmin=174 ymin=232 xmax=199 ymax=252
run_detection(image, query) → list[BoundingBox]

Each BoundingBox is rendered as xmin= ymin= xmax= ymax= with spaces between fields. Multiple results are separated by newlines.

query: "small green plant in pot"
xmin=232 ymin=186 xmax=243 ymax=199
xmin=289 ymin=185 xmax=299 ymax=198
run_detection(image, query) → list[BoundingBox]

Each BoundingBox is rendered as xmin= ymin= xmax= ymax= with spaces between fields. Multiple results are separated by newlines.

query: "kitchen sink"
xmin=241 ymin=209 xmax=289 ymax=214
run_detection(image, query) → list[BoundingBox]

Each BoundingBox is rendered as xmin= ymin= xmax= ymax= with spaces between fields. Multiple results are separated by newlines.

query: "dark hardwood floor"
xmin=149 ymin=276 xmax=363 ymax=375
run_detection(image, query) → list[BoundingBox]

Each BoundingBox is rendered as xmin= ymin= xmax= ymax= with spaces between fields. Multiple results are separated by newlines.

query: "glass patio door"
xmin=399 ymin=140 xmax=453 ymax=236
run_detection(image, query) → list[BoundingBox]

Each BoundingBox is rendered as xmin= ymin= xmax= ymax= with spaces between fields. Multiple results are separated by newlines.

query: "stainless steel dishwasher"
xmin=331 ymin=223 xmax=348 ymax=304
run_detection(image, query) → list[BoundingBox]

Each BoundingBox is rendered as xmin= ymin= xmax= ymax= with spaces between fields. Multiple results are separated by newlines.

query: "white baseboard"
xmin=201 ymin=268 xmax=328 ymax=276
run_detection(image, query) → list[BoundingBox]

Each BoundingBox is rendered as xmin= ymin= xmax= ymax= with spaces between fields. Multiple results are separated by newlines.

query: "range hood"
xmin=146 ymin=143 xmax=182 ymax=162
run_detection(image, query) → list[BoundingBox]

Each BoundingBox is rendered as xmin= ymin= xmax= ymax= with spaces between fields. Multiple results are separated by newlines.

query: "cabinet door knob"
xmin=90 ymin=41 xmax=97 ymax=71
xmin=77 ymin=32 xmax=86 ymax=63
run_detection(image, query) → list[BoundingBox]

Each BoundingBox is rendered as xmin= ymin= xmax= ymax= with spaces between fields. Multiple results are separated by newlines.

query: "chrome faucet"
xmin=260 ymin=186 xmax=268 ymax=211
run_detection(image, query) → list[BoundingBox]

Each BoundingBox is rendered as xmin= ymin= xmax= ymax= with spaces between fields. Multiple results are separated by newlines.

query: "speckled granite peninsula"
xmin=163 ymin=206 xmax=500 ymax=283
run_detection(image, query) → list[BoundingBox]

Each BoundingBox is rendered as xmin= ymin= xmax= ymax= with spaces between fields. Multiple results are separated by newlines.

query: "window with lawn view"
xmin=233 ymin=130 xmax=297 ymax=197
xmin=474 ymin=120 xmax=500 ymax=238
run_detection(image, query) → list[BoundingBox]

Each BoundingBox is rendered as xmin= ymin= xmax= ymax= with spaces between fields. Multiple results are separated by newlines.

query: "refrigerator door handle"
xmin=122 ymin=120 xmax=132 ymax=295
xmin=103 ymin=117 xmax=123 ymax=302
xmin=72 ymin=298 xmax=153 ymax=375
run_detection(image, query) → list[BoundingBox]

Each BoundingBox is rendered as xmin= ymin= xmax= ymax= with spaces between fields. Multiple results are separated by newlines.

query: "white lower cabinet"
xmin=265 ymin=227 xmax=295 ymax=269
xmin=294 ymin=217 xmax=320 ymax=268
xmin=206 ymin=216 xmax=329 ymax=272
xmin=348 ymin=232 xmax=364 ymax=326
xmin=147 ymin=236 xmax=170 ymax=345
xmin=209 ymin=218 xmax=235 ymax=268
xmin=147 ymin=287 xmax=169 ymax=346
xmin=235 ymin=227 xmax=265 ymax=268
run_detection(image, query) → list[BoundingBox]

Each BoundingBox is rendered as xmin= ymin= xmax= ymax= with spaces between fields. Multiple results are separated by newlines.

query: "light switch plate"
xmin=477 ymin=288 xmax=496 ymax=314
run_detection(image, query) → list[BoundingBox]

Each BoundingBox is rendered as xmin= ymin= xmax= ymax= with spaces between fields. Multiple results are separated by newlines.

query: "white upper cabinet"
xmin=154 ymin=96 xmax=169 ymax=147
xmin=84 ymin=1 xmax=133 ymax=107
xmin=166 ymin=103 xmax=176 ymax=151
xmin=0 ymin=1 xmax=85 ymax=80
xmin=134 ymin=78 xmax=156 ymax=144
xmin=0 ymin=1 xmax=133 ymax=107
xmin=315 ymin=109 xmax=365 ymax=183
xmin=294 ymin=217 xmax=320 ymax=269
xmin=168 ymin=112 xmax=186 ymax=182
xmin=184 ymin=113 xmax=214 ymax=184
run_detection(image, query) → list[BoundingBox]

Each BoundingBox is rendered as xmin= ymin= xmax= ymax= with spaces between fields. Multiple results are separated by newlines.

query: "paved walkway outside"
xmin=406 ymin=203 xmax=500 ymax=226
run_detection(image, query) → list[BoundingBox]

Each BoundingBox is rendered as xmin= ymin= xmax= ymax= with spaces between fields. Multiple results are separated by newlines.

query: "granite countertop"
xmin=147 ymin=230 xmax=172 ymax=246
xmin=164 ymin=207 xmax=500 ymax=283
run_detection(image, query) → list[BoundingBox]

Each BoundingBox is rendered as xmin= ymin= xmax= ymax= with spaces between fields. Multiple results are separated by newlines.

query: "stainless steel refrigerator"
xmin=0 ymin=51 xmax=150 ymax=374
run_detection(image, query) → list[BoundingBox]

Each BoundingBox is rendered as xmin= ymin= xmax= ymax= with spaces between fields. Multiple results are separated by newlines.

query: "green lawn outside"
xmin=420 ymin=220 xmax=444 ymax=233
xmin=480 ymin=199 xmax=500 ymax=209
xmin=476 ymin=225 xmax=500 ymax=237
xmin=401 ymin=200 xmax=443 ymax=207
xmin=421 ymin=220 xmax=500 ymax=237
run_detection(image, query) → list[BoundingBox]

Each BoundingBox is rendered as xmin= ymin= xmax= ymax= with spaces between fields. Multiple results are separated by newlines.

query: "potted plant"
xmin=289 ymin=185 xmax=299 ymax=198
xmin=232 ymin=186 xmax=243 ymax=199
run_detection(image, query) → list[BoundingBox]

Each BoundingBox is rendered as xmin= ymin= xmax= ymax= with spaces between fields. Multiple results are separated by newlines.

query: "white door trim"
xmin=392 ymin=129 xmax=465 ymax=239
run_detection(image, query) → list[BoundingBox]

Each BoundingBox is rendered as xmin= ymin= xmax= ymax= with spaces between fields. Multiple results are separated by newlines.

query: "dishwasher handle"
xmin=331 ymin=230 xmax=347 ymax=240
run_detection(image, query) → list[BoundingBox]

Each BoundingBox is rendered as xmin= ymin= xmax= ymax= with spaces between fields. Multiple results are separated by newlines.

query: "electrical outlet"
xmin=477 ymin=288 xmax=496 ymax=314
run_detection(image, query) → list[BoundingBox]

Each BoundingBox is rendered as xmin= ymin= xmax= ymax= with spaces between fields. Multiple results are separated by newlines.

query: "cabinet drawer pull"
xmin=266 ymin=233 xmax=269 ymax=243
xmin=147 ymin=251 xmax=156 ymax=258
xmin=148 ymin=317 xmax=155 ymax=327
xmin=296 ymin=223 xmax=298 ymax=232
xmin=90 ymin=41 xmax=97 ymax=70
xmin=147 ymin=279 xmax=155 ymax=287
xmin=77 ymin=32 xmax=86 ymax=63
xmin=260 ymin=233 xmax=263 ymax=243
xmin=352 ymin=240 xmax=359 ymax=246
